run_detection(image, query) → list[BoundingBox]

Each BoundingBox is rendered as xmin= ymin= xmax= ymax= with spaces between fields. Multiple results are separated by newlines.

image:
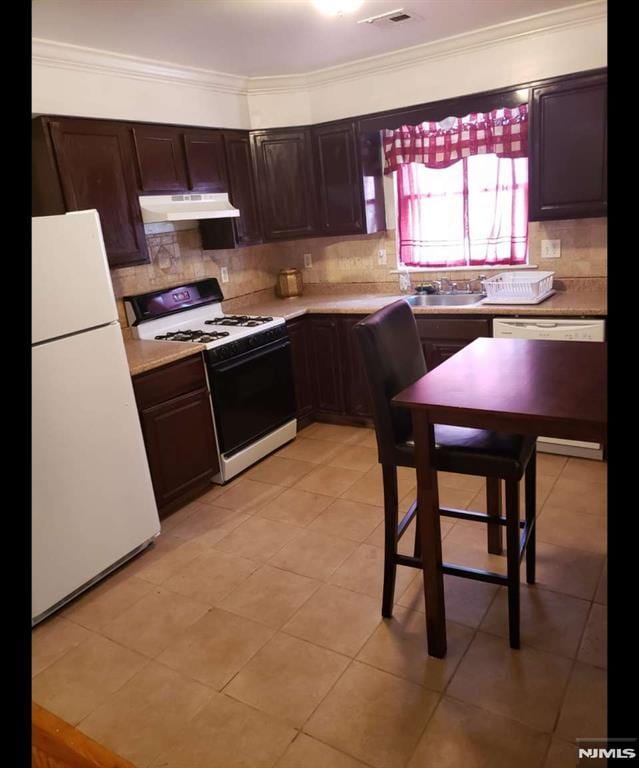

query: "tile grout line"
xmin=34 ymin=430 xmax=606 ymax=767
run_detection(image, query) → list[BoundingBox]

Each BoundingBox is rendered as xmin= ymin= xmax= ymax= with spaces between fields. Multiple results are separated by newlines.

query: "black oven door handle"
xmin=209 ymin=338 xmax=290 ymax=374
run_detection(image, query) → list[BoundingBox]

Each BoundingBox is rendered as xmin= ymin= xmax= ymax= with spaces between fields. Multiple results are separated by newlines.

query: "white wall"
xmin=32 ymin=3 xmax=606 ymax=129
xmin=246 ymin=85 xmax=312 ymax=130
xmin=32 ymin=41 xmax=251 ymax=128
xmin=249 ymin=9 xmax=607 ymax=127
xmin=304 ymin=17 xmax=607 ymax=125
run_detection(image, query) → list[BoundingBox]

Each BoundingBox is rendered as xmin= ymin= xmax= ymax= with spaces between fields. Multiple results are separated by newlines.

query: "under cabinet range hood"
xmin=138 ymin=193 xmax=240 ymax=223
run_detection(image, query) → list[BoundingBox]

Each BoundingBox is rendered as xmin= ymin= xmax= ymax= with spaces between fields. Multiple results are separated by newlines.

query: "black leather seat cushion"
xmin=396 ymin=426 xmax=536 ymax=480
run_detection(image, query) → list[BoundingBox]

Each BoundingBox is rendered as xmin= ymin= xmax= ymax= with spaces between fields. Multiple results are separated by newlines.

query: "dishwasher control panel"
xmin=492 ymin=317 xmax=605 ymax=342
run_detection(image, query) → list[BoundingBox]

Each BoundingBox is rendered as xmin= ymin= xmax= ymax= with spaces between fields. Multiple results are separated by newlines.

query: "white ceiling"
xmin=32 ymin=0 xmax=588 ymax=78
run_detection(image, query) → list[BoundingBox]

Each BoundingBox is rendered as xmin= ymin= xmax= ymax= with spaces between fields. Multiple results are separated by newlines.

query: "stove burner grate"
xmin=154 ymin=329 xmax=231 ymax=343
xmin=205 ymin=314 xmax=274 ymax=327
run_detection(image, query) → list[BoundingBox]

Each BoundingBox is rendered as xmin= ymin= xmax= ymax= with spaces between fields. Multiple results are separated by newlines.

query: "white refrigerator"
xmin=32 ymin=210 xmax=160 ymax=625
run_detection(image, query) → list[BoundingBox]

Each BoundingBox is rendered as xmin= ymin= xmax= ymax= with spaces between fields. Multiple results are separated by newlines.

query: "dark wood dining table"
xmin=392 ymin=337 xmax=607 ymax=658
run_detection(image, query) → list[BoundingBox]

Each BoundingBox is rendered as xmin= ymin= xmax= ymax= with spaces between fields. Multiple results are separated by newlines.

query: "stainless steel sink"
xmin=403 ymin=293 xmax=486 ymax=307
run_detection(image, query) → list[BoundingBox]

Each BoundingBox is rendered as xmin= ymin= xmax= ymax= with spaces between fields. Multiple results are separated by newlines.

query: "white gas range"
xmin=124 ymin=278 xmax=297 ymax=483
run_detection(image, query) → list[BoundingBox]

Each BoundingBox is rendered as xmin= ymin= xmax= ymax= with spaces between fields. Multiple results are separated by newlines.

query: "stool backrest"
xmin=354 ymin=300 xmax=427 ymax=465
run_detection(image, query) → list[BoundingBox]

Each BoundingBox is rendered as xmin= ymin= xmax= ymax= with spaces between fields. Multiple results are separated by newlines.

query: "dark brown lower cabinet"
xmin=339 ymin=315 xmax=373 ymax=421
xmin=287 ymin=317 xmax=315 ymax=428
xmin=288 ymin=313 xmax=491 ymax=428
xmin=132 ymin=355 xmax=218 ymax=517
xmin=415 ymin=317 xmax=491 ymax=370
xmin=308 ymin=316 xmax=345 ymax=417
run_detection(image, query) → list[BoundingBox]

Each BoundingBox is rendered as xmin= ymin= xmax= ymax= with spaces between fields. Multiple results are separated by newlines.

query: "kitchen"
xmin=30 ymin=1 xmax=612 ymax=767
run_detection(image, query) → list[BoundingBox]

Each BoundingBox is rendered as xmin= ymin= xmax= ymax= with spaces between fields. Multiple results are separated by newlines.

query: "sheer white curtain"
xmin=397 ymin=155 xmax=529 ymax=268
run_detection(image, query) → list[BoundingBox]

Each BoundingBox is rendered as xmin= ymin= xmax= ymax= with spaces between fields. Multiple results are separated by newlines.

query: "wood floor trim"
xmin=32 ymin=702 xmax=136 ymax=768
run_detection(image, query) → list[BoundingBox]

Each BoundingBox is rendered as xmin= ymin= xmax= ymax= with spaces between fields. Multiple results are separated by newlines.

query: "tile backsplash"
xmin=111 ymin=217 xmax=606 ymax=330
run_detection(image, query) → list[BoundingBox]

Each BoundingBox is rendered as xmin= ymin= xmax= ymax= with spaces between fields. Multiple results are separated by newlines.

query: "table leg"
xmin=486 ymin=477 xmax=503 ymax=555
xmin=412 ymin=410 xmax=447 ymax=658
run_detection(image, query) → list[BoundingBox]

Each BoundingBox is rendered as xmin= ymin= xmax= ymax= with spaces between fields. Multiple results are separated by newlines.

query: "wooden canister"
xmin=276 ymin=268 xmax=303 ymax=297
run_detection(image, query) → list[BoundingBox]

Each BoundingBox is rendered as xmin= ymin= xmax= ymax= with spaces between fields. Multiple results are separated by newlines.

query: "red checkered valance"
xmin=383 ymin=105 xmax=528 ymax=173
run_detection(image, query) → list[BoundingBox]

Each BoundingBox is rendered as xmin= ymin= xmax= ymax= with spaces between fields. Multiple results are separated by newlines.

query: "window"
xmin=396 ymin=154 xmax=529 ymax=268
xmin=382 ymin=104 xmax=530 ymax=269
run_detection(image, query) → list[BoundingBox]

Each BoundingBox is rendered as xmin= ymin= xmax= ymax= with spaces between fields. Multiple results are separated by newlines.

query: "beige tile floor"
xmin=32 ymin=423 xmax=608 ymax=768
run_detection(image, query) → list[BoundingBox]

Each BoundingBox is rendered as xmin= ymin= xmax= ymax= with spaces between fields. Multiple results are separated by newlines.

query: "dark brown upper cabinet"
xmin=32 ymin=117 xmax=149 ymax=268
xmin=312 ymin=121 xmax=385 ymax=237
xmin=252 ymin=129 xmax=317 ymax=240
xmin=312 ymin=122 xmax=363 ymax=235
xmin=224 ymin=132 xmax=262 ymax=244
xmin=529 ymin=71 xmax=607 ymax=220
xmin=183 ymin=129 xmax=228 ymax=192
xmin=130 ymin=124 xmax=188 ymax=192
xmin=200 ymin=131 xmax=262 ymax=249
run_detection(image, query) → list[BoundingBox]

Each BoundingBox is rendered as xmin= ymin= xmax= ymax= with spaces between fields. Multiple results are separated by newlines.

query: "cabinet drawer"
xmin=133 ymin=354 xmax=207 ymax=409
xmin=415 ymin=318 xmax=490 ymax=341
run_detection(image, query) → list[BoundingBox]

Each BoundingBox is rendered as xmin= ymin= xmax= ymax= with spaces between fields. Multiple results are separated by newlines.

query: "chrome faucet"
xmin=415 ymin=274 xmax=487 ymax=295
xmin=468 ymin=274 xmax=488 ymax=293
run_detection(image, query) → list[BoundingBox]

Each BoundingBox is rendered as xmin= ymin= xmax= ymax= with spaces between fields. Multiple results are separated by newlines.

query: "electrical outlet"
xmin=378 ymin=248 xmax=387 ymax=265
xmin=303 ymin=253 xmax=313 ymax=268
xmin=541 ymin=239 xmax=561 ymax=259
xmin=220 ymin=266 xmax=229 ymax=283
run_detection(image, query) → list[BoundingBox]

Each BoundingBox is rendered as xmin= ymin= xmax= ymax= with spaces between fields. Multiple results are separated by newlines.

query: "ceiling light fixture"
xmin=311 ymin=0 xmax=364 ymax=17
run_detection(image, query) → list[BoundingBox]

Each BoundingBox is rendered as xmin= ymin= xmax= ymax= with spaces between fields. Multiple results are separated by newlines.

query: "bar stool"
xmin=354 ymin=300 xmax=537 ymax=648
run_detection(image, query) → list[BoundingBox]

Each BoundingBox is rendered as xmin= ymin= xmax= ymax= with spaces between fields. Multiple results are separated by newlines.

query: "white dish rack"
xmin=481 ymin=271 xmax=555 ymax=305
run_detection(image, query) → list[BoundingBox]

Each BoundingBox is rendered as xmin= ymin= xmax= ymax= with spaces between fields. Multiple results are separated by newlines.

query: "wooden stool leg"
xmin=525 ymin=450 xmax=537 ymax=585
xmin=486 ymin=477 xmax=503 ymax=555
xmin=381 ymin=463 xmax=399 ymax=618
xmin=505 ymin=479 xmax=520 ymax=649
xmin=413 ymin=503 xmax=422 ymax=560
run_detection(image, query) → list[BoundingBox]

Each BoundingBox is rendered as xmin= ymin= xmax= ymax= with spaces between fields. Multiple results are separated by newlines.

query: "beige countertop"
xmin=124 ymin=338 xmax=205 ymax=377
xmin=124 ymin=288 xmax=605 ymax=375
xmin=232 ymin=290 xmax=607 ymax=321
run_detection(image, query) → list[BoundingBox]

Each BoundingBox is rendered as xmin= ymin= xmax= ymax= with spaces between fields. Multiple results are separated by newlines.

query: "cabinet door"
xmin=48 ymin=118 xmax=149 ymax=268
xmin=416 ymin=317 xmax=491 ymax=370
xmin=131 ymin=124 xmax=188 ymax=192
xmin=421 ymin=340 xmax=468 ymax=370
xmin=340 ymin=316 xmax=373 ymax=418
xmin=183 ymin=129 xmax=228 ymax=192
xmin=358 ymin=128 xmax=386 ymax=234
xmin=139 ymin=388 xmax=218 ymax=514
xmin=224 ymin=132 xmax=262 ymax=245
xmin=530 ymin=72 xmax=607 ymax=220
xmin=252 ymin=129 xmax=316 ymax=240
xmin=286 ymin=317 xmax=314 ymax=425
xmin=308 ymin=316 xmax=344 ymax=414
xmin=313 ymin=122 xmax=363 ymax=235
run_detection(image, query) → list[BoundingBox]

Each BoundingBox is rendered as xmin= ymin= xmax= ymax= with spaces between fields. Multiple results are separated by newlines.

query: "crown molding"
xmin=33 ymin=1 xmax=606 ymax=99
xmin=32 ymin=39 xmax=249 ymax=95
xmin=248 ymin=0 xmax=607 ymax=94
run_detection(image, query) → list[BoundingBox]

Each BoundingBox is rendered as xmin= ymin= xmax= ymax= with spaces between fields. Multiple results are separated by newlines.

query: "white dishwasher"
xmin=492 ymin=317 xmax=605 ymax=460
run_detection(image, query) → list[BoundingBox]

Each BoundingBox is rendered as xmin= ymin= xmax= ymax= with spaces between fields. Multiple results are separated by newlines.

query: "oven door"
xmin=207 ymin=338 xmax=296 ymax=456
